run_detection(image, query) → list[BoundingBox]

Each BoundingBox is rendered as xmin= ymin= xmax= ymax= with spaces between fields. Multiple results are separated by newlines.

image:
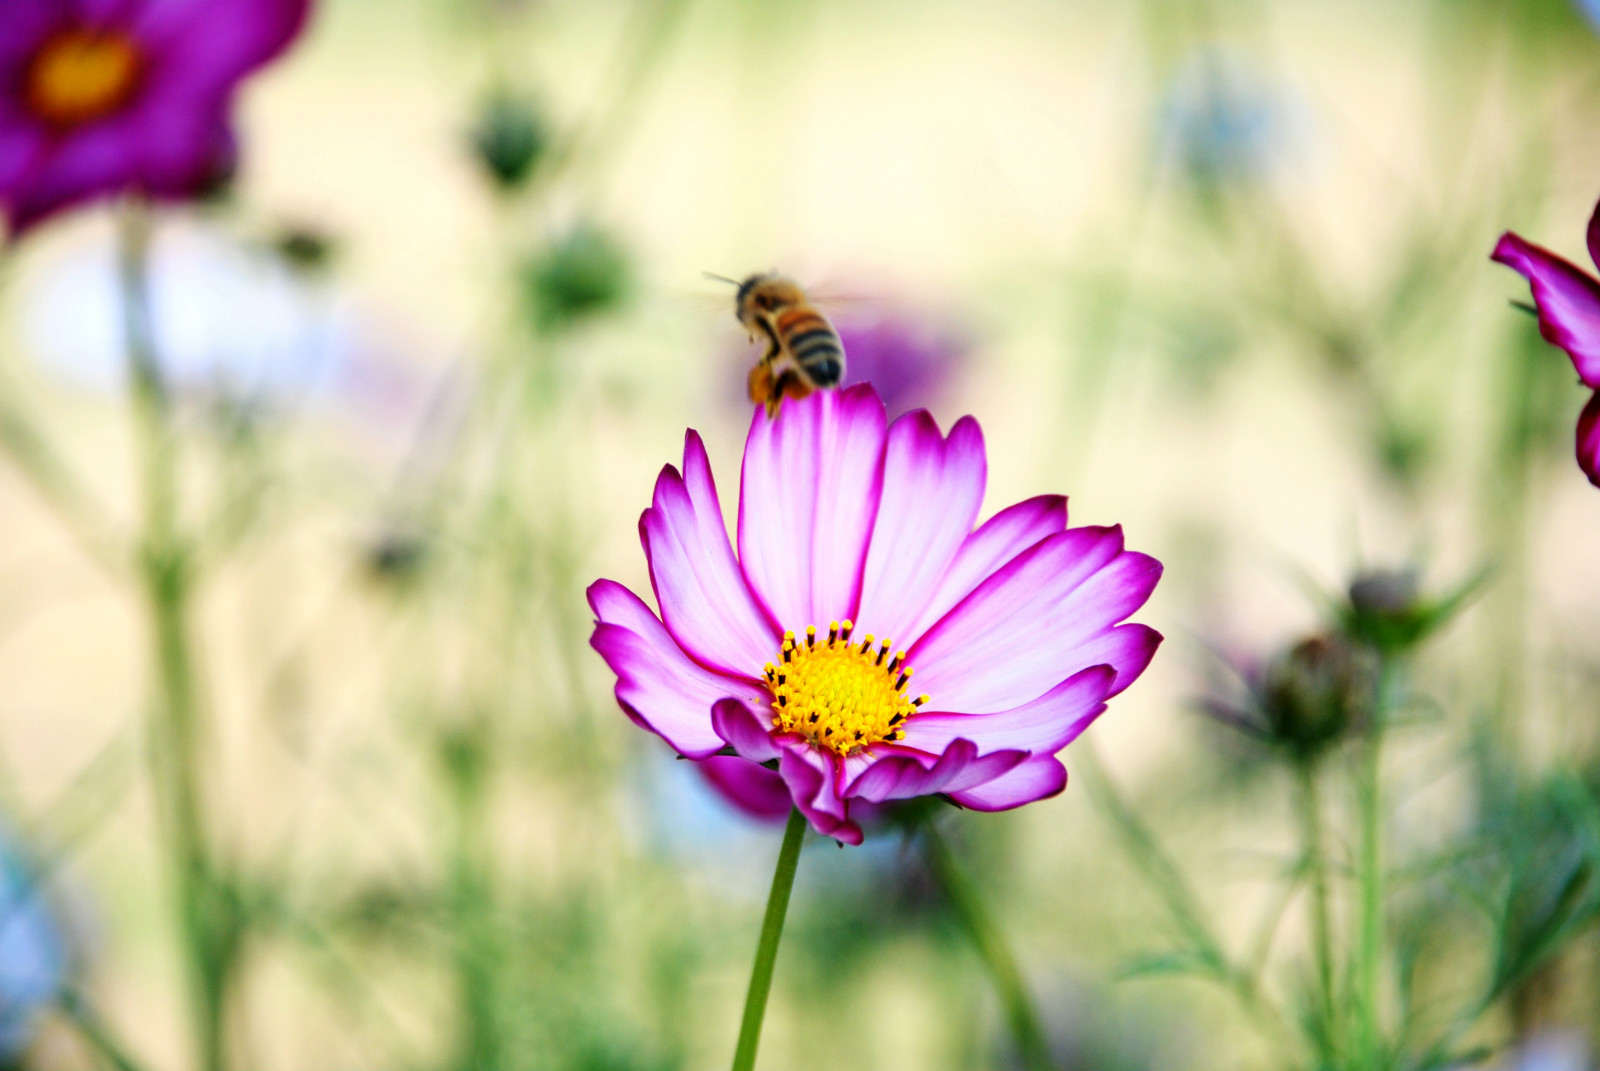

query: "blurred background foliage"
xmin=5 ymin=0 xmax=1600 ymax=1068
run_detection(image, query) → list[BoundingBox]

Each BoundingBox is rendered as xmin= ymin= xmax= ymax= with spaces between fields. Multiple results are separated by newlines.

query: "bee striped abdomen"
xmin=776 ymin=311 xmax=844 ymax=387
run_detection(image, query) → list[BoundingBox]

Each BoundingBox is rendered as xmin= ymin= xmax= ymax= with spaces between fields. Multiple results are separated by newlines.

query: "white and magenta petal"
xmin=901 ymin=664 xmax=1115 ymax=756
xmin=845 ymin=739 xmax=1027 ymax=803
xmin=911 ymin=527 xmax=1162 ymax=713
xmin=898 ymin=494 xmax=1068 ymax=646
xmin=777 ymin=743 xmax=862 ymax=845
xmin=710 ymin=698 xmax=780 ymax=763
xmin=854 ymin=412 xmax=986 ymax=647
xmin=1063 ymin=622 xmax=1163 ymax=697
xmin=948 ymin=755 xmax=1068 ymax=812
xmin=697 ymin=757 xmax=791 ymax=822
xmin=738 ymin=386 xmax=886 ymax=630
xmin=1578 ymin=391 xmax=1600 ymax=489
xmin=587 ymin=580 xmax=762 ymax=759
xmin=1493 ymin=231 xmax=1600 ymax=386
xmin=641 ymin=431 xmax=780 ymax=678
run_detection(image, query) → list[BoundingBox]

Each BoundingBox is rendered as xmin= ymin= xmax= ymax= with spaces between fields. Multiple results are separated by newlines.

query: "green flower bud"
xmin=1260 ymin=634 xmax=1376 ymax=760
xmin=273 ymin=223 xmax=336 ymax=275
xmin=1342 ymin=566 xmax=1489 ymax=655
xmin=523 ymin=224 xmax=631 ymax=333
xmin=470 ymin=93 xmax=549 ymax=192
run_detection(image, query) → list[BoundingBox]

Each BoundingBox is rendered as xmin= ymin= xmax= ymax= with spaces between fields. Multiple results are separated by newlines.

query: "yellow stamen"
xmin=25 ymin=30 xmax=142 ymax=128
xmin=768 ymin=620 xmax=923 ymax=756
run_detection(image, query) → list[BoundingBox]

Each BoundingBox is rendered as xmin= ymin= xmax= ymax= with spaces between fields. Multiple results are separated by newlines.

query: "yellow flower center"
xmin=765 ymin=621 xmax=930 ymax=757
xmin=25 ymin=29 xmax=142 ymax=128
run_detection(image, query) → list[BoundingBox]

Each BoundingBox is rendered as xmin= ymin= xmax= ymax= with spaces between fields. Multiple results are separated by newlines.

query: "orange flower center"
xmin=25 ymin=29 xmax=142 ymax=128
xmin=764 ymin=621 xmax=929 ymax=757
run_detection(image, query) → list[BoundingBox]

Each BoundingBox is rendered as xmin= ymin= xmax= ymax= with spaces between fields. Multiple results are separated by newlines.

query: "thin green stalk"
xmin=117 ymin=202 xmax=228 ymax=1071
xmin=1295 ymin=760 xmax=1338 ymax=1062
xmin=58 ymin=989 xmax=153 ymax=1071
xmin=1352 ymin=657 xmax=1400 ymax=1070
xmin=1353 ymin=732 xmax=1383 ymax=1069
xmin=731 ymin=807 xmax=806 ymax=1071
xmin=0 ymin=371 xmax=122 ymax=576
xmin=919 ymin=821 xmax=1054 ymax=1071
xmin=1077 ymin=740 xmax=1297 ymax=1054
xmin=444 ymin=729 xmax=500 ymax=1071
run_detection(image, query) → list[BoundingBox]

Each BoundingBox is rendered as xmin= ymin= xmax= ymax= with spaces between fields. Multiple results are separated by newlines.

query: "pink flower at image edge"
xmin=0 ymin=0 xmax=311 ymax=237
xmin=1492 ymin=199 xmax=1600 ymax=488
xmin=588 ymin=385 xmax=1163 ymax=844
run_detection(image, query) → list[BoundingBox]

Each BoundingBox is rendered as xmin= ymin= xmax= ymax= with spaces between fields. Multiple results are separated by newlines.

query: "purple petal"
xmin=1492 ymin=231 xmax=1600 ymax=386
xmin=901 ymin=664 xmax=1115 ymax=755
xmin=777 ymin=742 xmax=862 ymax=844
xmin=4 ymin=120 xmax=143 ymax=233
xmin=1578 ymin=391 xmax=1600 ymax=489
xmin=641 ymin=431 xmax=780 ymax=678
xmin=0 ymin=4 xmax=62 ymax=72
xmin=910 ymin=528 xmax=1162 ymax=713
xmin=587 ymin=579 xmax=763 ymax=758
xmin=131 ymin=0 xmax=311 ymax=99
xmin=1588 ymin=198 xmax=1600 ymax=275
xmin=854 ymin=412 xmax=985 ymax=648
xmin=696 ymin=756 xmax=791 ymax=822
xmin=898 ymin=494 xmax=1067 ymax=645
xmin=845 ymin=738 xmax=1027 ymax=803
xmin=0 ymin=122 xmax=48 ymax=193
xmin=737 ymin=385 xmax=886 ymax=630
xmin=710 ymin=697 xmax=779 ymax=763
xmin=948 ymin=755 xmax=1068 ymax=811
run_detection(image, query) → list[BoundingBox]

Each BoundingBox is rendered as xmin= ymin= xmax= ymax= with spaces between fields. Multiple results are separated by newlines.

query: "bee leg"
xmin=766 ymin=369 xmax=813 ymax=418
xmin=781 ymin=373 xmax=815 ymax=402
xmin=765 ymin=369 xmax=794 ymax=418
xmin=748 ymin=361 xmax=775 ymax=407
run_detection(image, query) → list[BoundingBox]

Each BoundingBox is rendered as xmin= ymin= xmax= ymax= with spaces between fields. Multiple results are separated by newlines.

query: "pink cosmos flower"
xmin=1492 ymin=199 xmax=1600 ymax=487
xmin=588 ymin=386 xmax=1163 ymax=845
xmin=0 ymin=0 xmax=311 ymax=238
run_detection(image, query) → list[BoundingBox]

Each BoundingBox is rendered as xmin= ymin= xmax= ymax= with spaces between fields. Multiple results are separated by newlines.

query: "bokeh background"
xmin=5 ymin=0 xmax=1600 ymax=1068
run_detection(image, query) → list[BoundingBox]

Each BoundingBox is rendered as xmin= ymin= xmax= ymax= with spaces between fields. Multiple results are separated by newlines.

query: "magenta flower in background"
xmin=836 ymin=311 xmax=968 ymax=420
xmin=1492 ymin=199 xmax=1600 ymax=487
xmin=589 ymin=386 xmax=1162 ymax=845
xmin=0 ymin=0 xmax=311 ymax=237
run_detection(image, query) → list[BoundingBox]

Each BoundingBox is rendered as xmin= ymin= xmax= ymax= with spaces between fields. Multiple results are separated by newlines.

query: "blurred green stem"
xmin=59 ymin=989 xmax=152 ymax=1071
xmin=920 ymin=820 xmax=1054 ymax=1071
xmin=445 ymin=730 xmax=501 ymax=1071
xmin=0 ymin=367 xmax=121 ymax=577
xmin=118 ymin=202 xmax=228 ymax=1071
xmin=1352 ymin=735 xmax=1383 ymax=1068
xmin=731 ymin=806 xmax=806 ymax=1071
xmin=1352 ymin=658 xmax=1400 ymax=1070
xmin=1295 ymin=760 xmax=1338 ymax=1061
xmin=1078 ymin=739 xmax=1297 ymax=1054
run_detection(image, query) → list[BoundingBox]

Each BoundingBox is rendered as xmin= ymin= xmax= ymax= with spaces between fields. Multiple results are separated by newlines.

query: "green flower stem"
xmin=919 ymin=820 xmax=1054 ymax=1071
xmin=1077 ymin=740 xmax=1297 ymax=1054
xmin=731 ymin=806 xmax=806 ymax=1071
xmin=1353 ymin=731 xmax=1384 ymax=1068
xmin=59 ymin=988 xmax=153 ymax=1071
xmin=1352 ymin=657 xmax=1400 ymax=1069
xmin=1295 ymin=760 xmax=1338 ymax=1059
xmin=117 ymin=202 xmax=227 ymax=1071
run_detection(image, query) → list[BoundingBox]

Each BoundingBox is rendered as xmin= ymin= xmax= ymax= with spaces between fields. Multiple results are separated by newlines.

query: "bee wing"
xmin=793 ymin=277 xmax=884 ymax=314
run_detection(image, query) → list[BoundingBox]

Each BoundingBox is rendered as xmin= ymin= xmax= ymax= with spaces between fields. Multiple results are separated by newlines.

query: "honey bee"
xmin=712 ymin=271 xmax=846 ymax=418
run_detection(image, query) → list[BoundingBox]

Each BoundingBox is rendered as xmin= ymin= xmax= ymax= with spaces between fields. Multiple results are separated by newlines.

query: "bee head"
xmin=735 ymin=272 xmax=804 ymax=326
